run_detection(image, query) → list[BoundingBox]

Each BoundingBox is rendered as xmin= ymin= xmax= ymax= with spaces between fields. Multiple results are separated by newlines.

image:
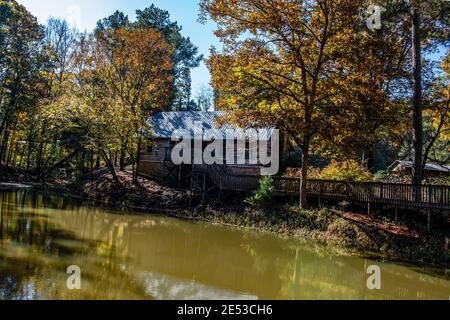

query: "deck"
xmin=196 ymin=165 xmax=450 ymax=210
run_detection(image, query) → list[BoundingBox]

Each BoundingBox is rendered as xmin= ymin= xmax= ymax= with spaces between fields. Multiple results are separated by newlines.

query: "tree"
xmin=44 ymin=17 xmax=78 ymax=95
xmin=202 ymin=0 xmax=376 ymax=207
xmin=93 ymin=28 xmax=173 ymax=183
xmin=0 ymin=0 xmax=51 ymax=165
xmin=195 ymin=84 xmax=214 ymax=111
xmin=175 ymin=67 xmax=193 ymax=110
xmin=95 ymin=10 xmax=130 ymax=33
xmin=423 ymin=51 xmax=450 ymax=165
xmin=385 ymin=0 xmax=449 ymax=184
xmin=135 ymin=5 xmax=203 ymax=72
xmin=410 ymin=0 xmax=424 ymax=185
xmin=315 ymin=1 xmax=412 ymax=170
xmin=96 ymin=5 xmax=204 ymax=111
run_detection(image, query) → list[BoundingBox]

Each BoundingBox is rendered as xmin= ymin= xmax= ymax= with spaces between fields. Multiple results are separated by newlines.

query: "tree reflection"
xmin=0 ymin=190 xmax=449 ymax=300
xmin=0 ymin=191 xmax=150 ymax=300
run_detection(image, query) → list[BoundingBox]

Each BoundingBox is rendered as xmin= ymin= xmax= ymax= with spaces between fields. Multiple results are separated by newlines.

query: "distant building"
xmin=388 ymin=160 xmax=450 ymax=177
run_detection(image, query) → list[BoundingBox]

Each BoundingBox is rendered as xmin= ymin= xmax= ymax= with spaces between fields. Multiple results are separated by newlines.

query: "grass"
xmin=189 ymin=203 xmax=450 ymax=268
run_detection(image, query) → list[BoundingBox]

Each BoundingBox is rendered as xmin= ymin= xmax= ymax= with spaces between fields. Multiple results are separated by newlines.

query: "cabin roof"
xmin=388 ymin=160 xmax=450 ymax=173
xmin=148 ymin=111 xmax=275 ymax=141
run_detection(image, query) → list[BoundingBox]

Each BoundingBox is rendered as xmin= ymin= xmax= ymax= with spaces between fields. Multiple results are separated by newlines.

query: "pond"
xmin=0 ymin=190 xmax=449 ymax=300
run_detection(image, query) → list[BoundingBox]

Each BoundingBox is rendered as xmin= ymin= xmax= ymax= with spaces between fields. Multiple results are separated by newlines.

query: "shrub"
xmin=245 ymin=176 xmax=274 ymax=208
xmin=284 ymin=160 xmax=372 ymax=182
xmin=313 ymin=160 xmax=372 ymax=182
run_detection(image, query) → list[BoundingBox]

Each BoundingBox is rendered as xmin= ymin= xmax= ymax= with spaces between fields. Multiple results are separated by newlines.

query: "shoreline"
xmin=1 ymin=176 xmax=449 ymax=270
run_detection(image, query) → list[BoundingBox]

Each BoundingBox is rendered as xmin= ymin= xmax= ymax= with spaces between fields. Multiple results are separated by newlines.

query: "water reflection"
xmin=0 ymin=190 xmax=449 ymax=300
xmin=0 ymin=191 xmax=149 ymax=300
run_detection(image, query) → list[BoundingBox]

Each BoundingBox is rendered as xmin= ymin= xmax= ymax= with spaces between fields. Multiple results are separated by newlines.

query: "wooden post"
xmin=428 ymin=210 xmax=431 ymax=233
xmin=394 ymin=207 xmax=398 ymax=223
xmin=318 ymin=180 xmax=322 ymax=208
xmin=367 ymin=202 xmax=371 ymax=216
xmin=428 ymin=186 xmax=433 ymax=206
xmin=299 ymin=174 xmax=303 ymax=209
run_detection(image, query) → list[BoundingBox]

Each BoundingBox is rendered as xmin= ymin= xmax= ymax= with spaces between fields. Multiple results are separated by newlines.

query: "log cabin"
xmin=138 ymin=111 xmax=291 ymax=182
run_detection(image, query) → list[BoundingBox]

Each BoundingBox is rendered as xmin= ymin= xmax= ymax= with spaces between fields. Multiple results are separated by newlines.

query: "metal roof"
xmin=148 ymin=111 xmax=275 ymax=141
xmin=388 ymin=160 xmax=450 ymax=173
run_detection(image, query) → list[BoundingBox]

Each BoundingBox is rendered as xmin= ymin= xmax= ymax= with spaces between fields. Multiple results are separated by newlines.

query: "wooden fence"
xmin=208 ymin=172 xmax=450 ymax=210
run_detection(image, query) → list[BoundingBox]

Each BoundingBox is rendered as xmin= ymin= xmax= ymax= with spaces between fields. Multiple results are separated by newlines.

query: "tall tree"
xmin=93 ymin=28 xmax=173 ymax=183
xmin=45 ymin=17 xmax=78 ymax=94
xmin=316 ymin=0 xmax=412 ymax=169
xmin=0 ymin=0 xmax=50 ymax=164
xmin=410 ymin=0 xmax=424 ymax=185
xmin=203 ymin=0 xmax=377 ymax=207
xmin=96 ymin=5 xmax=203 ymax=111
xmin=135 ymin=5 xmax=203 ymax=110
xmin=423 ymin=51 xmax=450 ymax=165
xmin=195 ymin=84 xmax=214 ymax=111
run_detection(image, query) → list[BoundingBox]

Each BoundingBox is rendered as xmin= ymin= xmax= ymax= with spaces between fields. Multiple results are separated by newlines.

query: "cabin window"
xmin=147 ymin=146 xmax=153 ymax=153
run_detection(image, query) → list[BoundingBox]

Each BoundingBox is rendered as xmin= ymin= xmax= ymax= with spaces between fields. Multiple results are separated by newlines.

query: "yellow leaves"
xmin=310 ymin=160 xmax=373 ymax=182
xmin=94 ymin=27 xmax=174 ymax=113
xmin=16 ymin=112 xmax=29 ymax=124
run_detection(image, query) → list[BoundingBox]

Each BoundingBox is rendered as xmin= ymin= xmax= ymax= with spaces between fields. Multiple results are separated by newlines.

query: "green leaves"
xmin=245 ymin=176 xmax=275 ymax=208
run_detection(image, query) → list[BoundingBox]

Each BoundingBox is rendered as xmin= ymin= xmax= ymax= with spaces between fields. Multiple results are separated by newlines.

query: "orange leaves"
xmin=93 ymin=27 xmax=174 ymax=113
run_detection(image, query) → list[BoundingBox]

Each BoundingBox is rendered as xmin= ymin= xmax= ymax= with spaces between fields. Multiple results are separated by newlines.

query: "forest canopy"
xmin=201 ymin=0 xmax=449 ymax=202
xmin=0 ymin=0 xmax=203 ymax=183
xmin=0 ymin=0 xmax=448 ymax=195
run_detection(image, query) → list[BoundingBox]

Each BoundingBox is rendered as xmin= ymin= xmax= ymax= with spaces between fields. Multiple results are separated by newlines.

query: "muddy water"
xmin=0 ymin=190 xmax=448 ymax=300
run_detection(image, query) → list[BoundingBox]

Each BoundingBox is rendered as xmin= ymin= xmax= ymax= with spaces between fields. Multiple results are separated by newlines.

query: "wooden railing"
xmin=200 ymin=170 xmax=450 ymax=210
xmin=305 ymin=180 xmax=450 ymax=209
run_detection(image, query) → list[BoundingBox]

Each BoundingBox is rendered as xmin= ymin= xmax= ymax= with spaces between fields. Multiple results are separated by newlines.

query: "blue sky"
xmin=17 ymin=0 xmax=220 ymax=95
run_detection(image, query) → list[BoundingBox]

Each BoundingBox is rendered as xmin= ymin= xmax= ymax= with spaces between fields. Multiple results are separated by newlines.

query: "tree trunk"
xmin=134 ymin=137 xmax=142 ymax=185
xmin=363 ymin=147 xmax=375 ymax=172
xmin=25 ymin=127 xmax=34 ymax=172
xmin=101 ymin=149 xmax=120 ymax=184
xmin=38 ymin=150 xmax=79 ymax=180
xmin=300 ymin=140 xmax=310 ymax=209
xmin=119 ymin=144 xmax=126 ymax=172
xmin=95 ymin=153 xmax=101 ymax=169
xmin=411 ymin=0 xmax=423 ymax=186
xmin=79 ymin=149 xmax=86 ymax=176
xmin=0 ymin=128 xmax=10 ymax=163
xmin=7 ymin=140 xmax=19 ymax=167
xmin=90 ymin=151 xmax=94 ymax=181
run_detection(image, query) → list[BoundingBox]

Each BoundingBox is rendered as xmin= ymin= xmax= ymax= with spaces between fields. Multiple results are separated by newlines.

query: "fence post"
xmin=428 ymin=186 xmax=432 ymax=206
xmin=298 ymin=175 xmax=303 ymax=209
xmin=346 ymin=181 xmax=350 ymax=198
xmin=318 ymin=180 xmax=323 ymax=207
